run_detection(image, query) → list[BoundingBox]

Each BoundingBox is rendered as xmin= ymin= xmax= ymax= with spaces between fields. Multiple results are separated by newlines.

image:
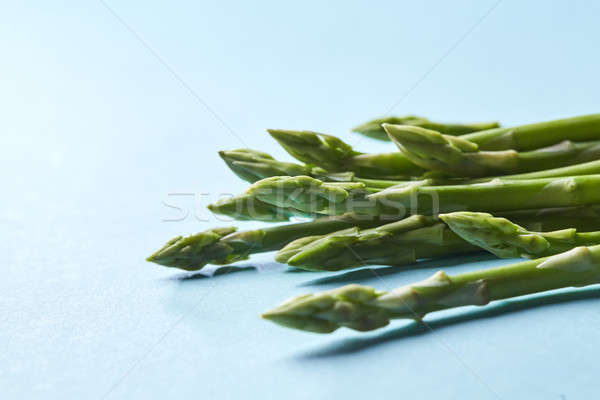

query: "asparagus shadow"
xmin=298 ymin=252 xmax=495 ymax=287
xmin=299 ymin=286 xmax=600 ymax=359
xmin=172 ymin=265 xmax=258 ymax=281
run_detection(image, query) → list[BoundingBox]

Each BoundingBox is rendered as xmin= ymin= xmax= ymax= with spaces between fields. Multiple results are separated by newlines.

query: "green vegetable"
xmin=218 ymin=149 xmax=361 ymax=183
xmin=146 ymin=213 xmax=397 ymax=271
xmin=385 ymin=123 xmax=600 ymax=177
xmin=276 ymin=215 xmax=475 ymax=271
xmin=267 ymin=129 xmax=424 ymax=179
xmin=227 ymin=175 xmax=600 ymax=219
xmin=276 ymin=208 xmax=600 ymax=271
xmin=440 ymin=212 xmax=600 ymax=258
xmin=353 ymin=115 xmax=499 ymax=141
xmin=267 ymin=115 xmax=600 ymax=179
xmin=459 ymin=113 xmax=600 ymax=151
xmin=367 ymin=175 xmax=600 ymax=216
xmin=262 ymin=245 xmax=600 ymax=333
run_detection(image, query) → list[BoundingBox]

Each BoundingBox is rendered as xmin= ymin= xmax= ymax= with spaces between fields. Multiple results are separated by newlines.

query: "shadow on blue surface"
xmin=171 ymin=265 xmax=259 ymax=281
xmin=298 ymin=252 xmax=496 ymax=287
xmin=299 ymin=286 xmax=600 ymax=359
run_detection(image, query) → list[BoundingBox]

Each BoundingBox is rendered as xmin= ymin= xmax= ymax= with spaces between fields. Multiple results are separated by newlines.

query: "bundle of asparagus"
xmin=147 ymin=113 xmax=600 ymax=334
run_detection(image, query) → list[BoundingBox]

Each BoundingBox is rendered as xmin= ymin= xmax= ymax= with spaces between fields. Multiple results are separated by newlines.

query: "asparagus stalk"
xmin=353 ymin=115 xmax=499 ymax=141
xmin=243 ymin=175 xmax=373 ymax=216
xmin=219 ymin=148 xmax=409 ymax=186
xmin=207 ymin=193 xmax=312 ymax=222
xmin=385 ymin=123 xmax=600 ymax=177
xmin=231 ymin=175 xmax=600 ymax=218
xmin=219 ymin=149 xmax=312 ymax=182
xmin=275 ymin=215 xmax=477 ymax=271
xmin=218 ymin=149 xmax=360 ymax=183
xmin=267 ymin=129 xmax=425 ymax=178
xmin=262 ymin=245 xmax=600 ymax=333
xmin=466 ymin=158 xmax=600 ymax=182
xmin=367 ymin=175 xmax=600 ymax=216
xmin=440 ymin=212 xmax=600 ymax=259
xmin=146 ymin=213 xmax=394 ymax=271
xmin=267 ymin=115 xmax=600 ymax=179
xmin=276 ymin=209 xmax=600 ymax=271
xmin=460 ymin=113 xmax=600 ymax=151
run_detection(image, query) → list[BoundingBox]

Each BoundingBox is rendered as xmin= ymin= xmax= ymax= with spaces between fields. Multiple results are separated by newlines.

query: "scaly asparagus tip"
xmin=147 ymin=227 xmax=238 ymax=271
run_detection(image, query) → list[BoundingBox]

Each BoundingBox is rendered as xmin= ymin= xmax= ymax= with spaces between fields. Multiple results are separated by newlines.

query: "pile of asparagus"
xmin=148 ymin=114 xmax=600 ymax=334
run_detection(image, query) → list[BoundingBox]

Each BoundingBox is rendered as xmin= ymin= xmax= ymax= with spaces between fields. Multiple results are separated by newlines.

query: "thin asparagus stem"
xmin=262 ymin=245 xmax=600 ymax=333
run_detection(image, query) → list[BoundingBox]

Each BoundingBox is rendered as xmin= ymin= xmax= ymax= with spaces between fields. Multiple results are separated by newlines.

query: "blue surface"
xmin=2 ymin=1 xmax=600 ymax=399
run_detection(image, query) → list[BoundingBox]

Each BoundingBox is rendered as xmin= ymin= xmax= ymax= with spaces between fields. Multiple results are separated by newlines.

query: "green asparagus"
xmin=147 ymin=213 xmax=395 ymax=271
xmin=207 ymin=193 xmax=310 ymax=222
xmin=219 ymin=149 xmax=360 ymax=183
xmin=459 ymin=113 xmax=600 ymax=151
xmin=367 ymin=175 xmax=600 ymax=216
xmin=228 ymin=175 xmax=600 ymax=218
xmin=440 ymin=212 xmax=600 ymax=259
xmin=385 ymin=123 xmax=600 ymax=177
xmin=353 ymin=115 xmax=499 ymax=141
xmin=267 ymin=129 xmax=424 ymax=178
xmin=267 ymin=115 xmax=600 ymax=179
xmin=244 ymin=175 xmax=372 ymax=216
xmin=276 ymin=208 xmax=600 ymax=271
xmin=276 ymin=216 xmax=476 ymax=271
xmin=262 ymin=245 xmax=600 ymax=333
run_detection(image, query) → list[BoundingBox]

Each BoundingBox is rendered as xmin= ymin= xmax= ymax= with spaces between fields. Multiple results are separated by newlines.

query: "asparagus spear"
xmin=231 ymin=175 xmax=600 ymax=218
xmin=276 ymin=215 xmax=476 ymax=271
xmin=262 ymin=245 xmax=600 ymax=333
xmin=207 ymin=193 xmax=313 ymax=222
xmin=352 ymin=115 xmax=499 ymax=141
xmin=367 ymin=175 xmax=600 ymax=216
xmin=223 ymin=144 xmax=600 ymax=193
xmin=267 ymin=115 xmax=600 ymax=179
xmin=219 ymin=149 xmax=312 ymax=182
xmin=466 ymin=158 xmax=600 ymax=182
xmin=146 ymin=213 xmax=394 ymax=271
xmin=276 ymin=209 xmax=600 ymax=271
xmin=243 ymin=175 xmax=373 ymax=216
xmin=219 ymin=148 xmax=408 ymax=186
xmin=218 ymin=149 xmax=362 ymax=183
xmin=267 ymin=129 xmax=424 ymax=179
xmin=460 ymin=113 xmax=600 ymax=151
xmin=385 ymin=124 xmax=600 ymax=177
xmin=440 ymin=212 xmax=600 ymax=259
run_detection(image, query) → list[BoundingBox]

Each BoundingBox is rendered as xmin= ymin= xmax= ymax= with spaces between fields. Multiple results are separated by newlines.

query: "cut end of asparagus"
xmin=146 ymin=227 xmax=238 ymax=271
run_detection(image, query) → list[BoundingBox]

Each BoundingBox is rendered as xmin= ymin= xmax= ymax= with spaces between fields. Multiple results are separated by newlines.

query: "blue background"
xmin=2 ymin=1 xmax=600 ymax=399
